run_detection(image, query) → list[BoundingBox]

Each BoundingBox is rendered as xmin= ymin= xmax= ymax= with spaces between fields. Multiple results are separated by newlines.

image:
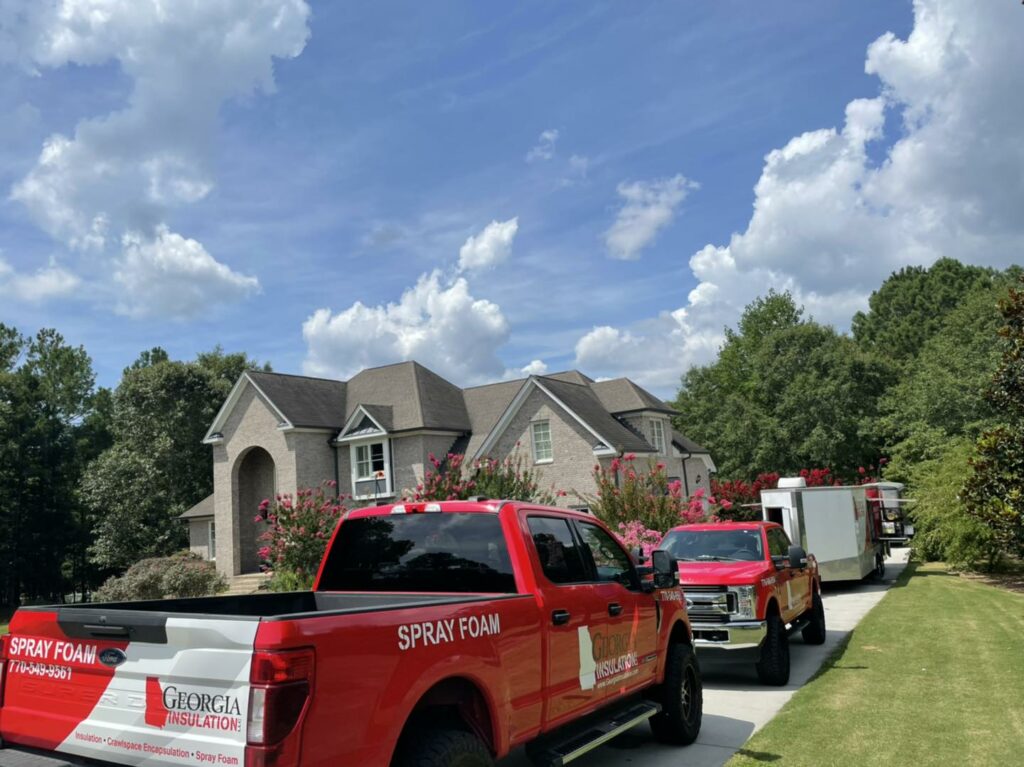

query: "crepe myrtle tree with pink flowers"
xmin=584 ymin=454 xmax=732 ymax=557
xmin=406 ymin=450 xmax=564 ymax=505
xmin=257 ymin=480 xmax=348 ymax=591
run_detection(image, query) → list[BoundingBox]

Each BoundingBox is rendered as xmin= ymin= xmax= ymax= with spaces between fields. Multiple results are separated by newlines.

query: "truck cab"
xmin=658 ymin=521 xmax=825 ymax=686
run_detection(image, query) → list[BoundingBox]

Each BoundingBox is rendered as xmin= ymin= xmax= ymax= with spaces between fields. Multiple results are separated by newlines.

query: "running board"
xmin=527 ymin=700 xmax=662 ymax=767
xmin=787 ymin=617 xmax=810 ymax=635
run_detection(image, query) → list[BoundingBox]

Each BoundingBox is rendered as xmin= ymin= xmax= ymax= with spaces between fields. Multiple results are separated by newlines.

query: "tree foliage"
xmin=852 ymin=258 xmax=998 ymax=366
xmin=0 ymin=325 xmax=103 ymax=605
xmin=879 ymin=279 xmax=1011 ymax=480
xmin=961 ymin=277 xmax=1024 ymax=558
xmin=675 ymin=292 xmax=893 ymax=479
xmin=82 ymin=347 xmax=268 ymax=570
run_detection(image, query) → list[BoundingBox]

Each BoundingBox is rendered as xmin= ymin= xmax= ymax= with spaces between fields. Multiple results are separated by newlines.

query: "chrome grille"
xmin=682 ymin=585 xmax=736 ymax=622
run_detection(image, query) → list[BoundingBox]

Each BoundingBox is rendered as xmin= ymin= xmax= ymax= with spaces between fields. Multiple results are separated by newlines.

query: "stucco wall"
xmin=213 ymin=381 xmax=331 ymax=576
xmin=188 ymin=518 xmax=212 ymax=560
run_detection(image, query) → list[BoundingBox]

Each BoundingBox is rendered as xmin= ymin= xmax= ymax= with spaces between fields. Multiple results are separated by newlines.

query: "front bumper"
xmin=691 ymin=620 xmax=767 ymax=650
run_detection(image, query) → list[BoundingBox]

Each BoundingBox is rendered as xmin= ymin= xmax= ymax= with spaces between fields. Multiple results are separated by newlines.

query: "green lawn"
xmin=727 ymin=562 xmax=1024 ymax=767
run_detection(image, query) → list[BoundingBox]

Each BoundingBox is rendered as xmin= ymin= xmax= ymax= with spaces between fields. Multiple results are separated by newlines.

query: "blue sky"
xmin=1 ymin=1 xmax=1020 ymax=396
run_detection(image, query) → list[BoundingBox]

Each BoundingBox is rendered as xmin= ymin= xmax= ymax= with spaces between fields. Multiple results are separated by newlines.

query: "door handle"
xmin=551 ymin=609 xmax=571 ymax=626
xmin=608 ymin=603 xmax=623 ymax=617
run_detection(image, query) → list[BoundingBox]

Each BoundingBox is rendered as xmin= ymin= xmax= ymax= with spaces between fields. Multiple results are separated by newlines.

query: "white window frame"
xmin=531 ymin=420 xmax=553 ymax=464
xmin=208 ymin=520 xmax=216 ymax=561
xmin=350 ymin=438 xmax=393 ymax=500
xmin=651 ymin=419 xmax=666 ymax=454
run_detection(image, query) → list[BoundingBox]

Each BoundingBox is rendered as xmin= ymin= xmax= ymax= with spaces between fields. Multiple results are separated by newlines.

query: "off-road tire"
xmin=801 ymin=590 xmax=826 ymax=645
xmin=395 ymin=728 xmax=493 ymax=767
xmin=650 ymin=641 xmax=703 ymax=745
xmin=755 ymin=611 xmax=790 ymax=686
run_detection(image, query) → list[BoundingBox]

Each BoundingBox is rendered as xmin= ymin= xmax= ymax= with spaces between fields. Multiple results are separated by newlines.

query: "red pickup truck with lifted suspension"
xmin=0 ymin=501 xmax=702 ymax=767
xmin=659 ymin=521 xmax=826 ymax=685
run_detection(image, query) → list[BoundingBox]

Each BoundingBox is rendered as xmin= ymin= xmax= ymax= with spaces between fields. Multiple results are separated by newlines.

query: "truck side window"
xmin=767 ymin=528 xmax=791 ymax=557
xmin=528 ymin=517 xmax=589 ymax=584
xmin=576 ymin=522 xmax=635 ymax=588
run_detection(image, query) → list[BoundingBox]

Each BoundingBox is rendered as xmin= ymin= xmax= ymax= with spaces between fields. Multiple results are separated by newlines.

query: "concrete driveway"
xmin=500 ymin=548 xmax=911 ymax=767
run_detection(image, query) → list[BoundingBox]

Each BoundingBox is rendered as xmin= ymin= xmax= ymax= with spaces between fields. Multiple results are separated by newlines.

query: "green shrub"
xmin=94 ymin=551 xmax=227 ymax=602
xmin=907 ymin=440 xmax=1000 ymax=570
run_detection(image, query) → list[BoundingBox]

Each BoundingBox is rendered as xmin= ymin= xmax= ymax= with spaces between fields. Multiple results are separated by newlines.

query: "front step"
xmin=527 ymin=700 xmax=661 ymax=767
xmin=223 ymin=572 xmax=272 ymax=595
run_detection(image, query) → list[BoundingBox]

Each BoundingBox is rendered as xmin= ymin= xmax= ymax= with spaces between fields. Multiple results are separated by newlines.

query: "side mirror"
xmin=651 ymin=549 xmax=678 ymax=589
xmin=787 ymin=545 xmax=808 ymax=569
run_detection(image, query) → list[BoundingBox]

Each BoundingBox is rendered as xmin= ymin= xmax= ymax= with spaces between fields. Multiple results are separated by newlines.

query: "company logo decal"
xmin=145 ymin=677 xmax=242 ymax=732
xmin=577 ymin=626 xmax=639 ymax=691
xmin=99 ymin=648 xmax=127 ymax=668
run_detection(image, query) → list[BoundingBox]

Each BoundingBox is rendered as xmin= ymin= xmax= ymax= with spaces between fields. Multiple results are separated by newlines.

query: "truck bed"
xmin=19 ymin=590 xmax=515 ymax=626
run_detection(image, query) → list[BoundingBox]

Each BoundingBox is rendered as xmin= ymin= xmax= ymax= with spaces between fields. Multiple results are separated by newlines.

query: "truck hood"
xmin=677 ymin=561 xmax=772 ymax=586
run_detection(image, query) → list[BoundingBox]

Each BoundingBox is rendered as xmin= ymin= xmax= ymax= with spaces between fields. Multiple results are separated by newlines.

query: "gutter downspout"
xmin=680 ymin=451 xmax=691 ymax=497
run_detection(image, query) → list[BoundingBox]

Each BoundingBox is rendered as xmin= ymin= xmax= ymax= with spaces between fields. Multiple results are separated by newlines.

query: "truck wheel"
xmin=874 ymin=554 xmax=886 ymax=579
xmin=649 ymin=642 xmax=703 ymax=745
xmin=395 ymin=728 xmax=493 ymax=767
xmin=801 ymin=590 xmax=826 ymax=645
xmin=755 ymin=611 xmax=790 ymax=686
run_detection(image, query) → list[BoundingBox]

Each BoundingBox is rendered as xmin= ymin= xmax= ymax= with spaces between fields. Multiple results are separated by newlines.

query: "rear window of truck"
xmin=317 ymin=512 xmax=517 ymax=593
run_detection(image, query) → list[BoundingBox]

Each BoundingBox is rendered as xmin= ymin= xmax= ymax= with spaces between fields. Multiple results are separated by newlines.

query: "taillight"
xmin=245 ymin=648 xmax=314 ymax=767
xmin=0 ymin=634 xmax=10 ymax=708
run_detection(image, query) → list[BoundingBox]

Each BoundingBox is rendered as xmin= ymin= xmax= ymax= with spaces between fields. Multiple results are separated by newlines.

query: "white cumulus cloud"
xmin=605 ymin=174 xmax=696 ymax=260
xmin=526 ymin=129 xmax=559 ymax=162
xmin=0 ymin=256 xmax=80 ymax=302
xmin=520 ymin=359 xmax=548 ymax=376
xmin=458 ymin=217 xmax=519 ymax=272
xmin=579 ymin=0 xmax=1024 ymax=394
xmin=115 ymin=226 xmax=260 ymax=319
xmin=302 ymin=270 xmax=510 ymax=384
xmin=3 ymin=0 xmax=311 ymax=317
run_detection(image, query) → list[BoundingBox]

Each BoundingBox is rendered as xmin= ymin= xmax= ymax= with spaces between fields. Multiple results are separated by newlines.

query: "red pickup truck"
xmin=0 ymin=501 xmax=701 ymax=767
xmin=658 ymin=521 xmax=826 ymax=686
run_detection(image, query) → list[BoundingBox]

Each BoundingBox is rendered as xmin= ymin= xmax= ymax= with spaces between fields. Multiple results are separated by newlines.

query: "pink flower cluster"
xmin=256 ymin=480 xmax=347 ymax=581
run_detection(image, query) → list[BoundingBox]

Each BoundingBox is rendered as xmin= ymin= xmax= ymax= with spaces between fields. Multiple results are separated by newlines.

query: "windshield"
xmin=317 ymin=512 xmax=517 ymax=593
xmin=661 ymin=528 xmax=764 ymax=562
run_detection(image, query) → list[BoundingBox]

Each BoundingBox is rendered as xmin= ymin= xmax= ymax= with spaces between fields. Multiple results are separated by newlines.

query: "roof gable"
xmin=590 ymin=378 xmax=676 ymax=415
xmin=345 ymin=361 xmax=469 ymax=433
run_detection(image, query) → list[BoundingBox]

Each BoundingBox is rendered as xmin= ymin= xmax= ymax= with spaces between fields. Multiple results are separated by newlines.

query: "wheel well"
xmin=669 ymin=619 xmax=691 ymax=646
xmin=397 ymin=677 xmax=495 ymax=755
xmin=764 ymin=597 xmax=780 ymax=617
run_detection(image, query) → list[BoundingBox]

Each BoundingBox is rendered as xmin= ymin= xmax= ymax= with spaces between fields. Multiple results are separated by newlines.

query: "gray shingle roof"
xmin=590 ymin=378 xmax=676 ymax=415
xmin=546 ymin=370 xmax=595 ymax=386
xmin=345 ymin=361 xmax=469 ymax=433
xmin=672 ymin=429 xmax=709 ymax=455
xmin=247 ymin=371 xmax=347 ymax=429
xmin=180 ymin=494 xmax=214 ymax=519
xmin=462 ymin=379 xmax=525 ymax=457
xmin=538 ymin=377 xmax=656 ymax=453
xmin=221 ymin=363 xmax=707 ymax=464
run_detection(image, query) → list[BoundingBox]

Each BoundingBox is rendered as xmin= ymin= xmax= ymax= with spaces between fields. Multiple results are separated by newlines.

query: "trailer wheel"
xmin=650 ymin=641 xmax=703 ymax=745
xmin=801 ymin=590 xmax=827 ymax=645
xmin=755 ymin=610 xmax=790 ymax=686
xmin=395 ymin=728 xmax=493 ymax=767
xmin=874 ymin=554 xmax=886 ymax=580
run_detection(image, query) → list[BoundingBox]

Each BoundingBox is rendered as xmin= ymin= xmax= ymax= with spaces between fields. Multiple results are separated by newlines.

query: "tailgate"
xmin=1 ymin=607 xmax=258 ymax=766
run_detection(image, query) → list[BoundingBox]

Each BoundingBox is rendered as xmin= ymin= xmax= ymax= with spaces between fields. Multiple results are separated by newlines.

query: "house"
xmin=183 ymin=361 xmax=715 ymax=577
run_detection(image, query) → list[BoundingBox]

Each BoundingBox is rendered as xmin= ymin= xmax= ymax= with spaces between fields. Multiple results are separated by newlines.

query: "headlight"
xmin=882 ymin=521 xmax=896 ymax=534
xmin=730 ymin=585 xmax=756 ymax=620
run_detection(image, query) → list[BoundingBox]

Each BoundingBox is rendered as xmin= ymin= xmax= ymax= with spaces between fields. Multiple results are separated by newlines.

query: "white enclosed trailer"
xmin=760 ymin=477 xmax=885 ymax=582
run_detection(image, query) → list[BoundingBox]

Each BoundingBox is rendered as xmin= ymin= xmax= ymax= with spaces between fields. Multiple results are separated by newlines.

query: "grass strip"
xmin=726 ymin=562 xmax=1024 ymax=767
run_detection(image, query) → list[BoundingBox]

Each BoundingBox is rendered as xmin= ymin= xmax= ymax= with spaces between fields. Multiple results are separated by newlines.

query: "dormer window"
xmin=355 ymin=442 xmax=386 ymax=480
xmin=350 ymin=438 xmax=392 ymax=499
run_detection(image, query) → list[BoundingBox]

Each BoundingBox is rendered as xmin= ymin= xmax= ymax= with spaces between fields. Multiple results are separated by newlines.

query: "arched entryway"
xmin=236 ymin=446 xmax=276 ymax=574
